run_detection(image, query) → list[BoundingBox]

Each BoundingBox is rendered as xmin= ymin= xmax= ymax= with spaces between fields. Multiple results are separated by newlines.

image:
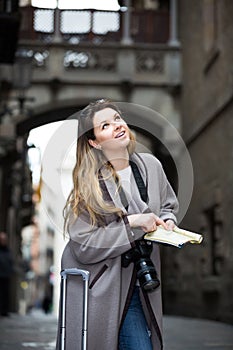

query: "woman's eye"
xmin=102 ymin=123 xmax=109 ymax=129
xmin=115 ymin=115 xmax=121 ymax=121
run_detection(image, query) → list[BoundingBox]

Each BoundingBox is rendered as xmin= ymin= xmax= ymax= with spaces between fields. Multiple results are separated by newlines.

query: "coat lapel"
xmin=99 ymin=167 xmax=128 ymax=213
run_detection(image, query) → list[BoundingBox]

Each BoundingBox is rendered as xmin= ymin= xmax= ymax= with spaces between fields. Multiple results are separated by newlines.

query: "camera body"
xmin=122 ymin=239 xmax=160 ymax=292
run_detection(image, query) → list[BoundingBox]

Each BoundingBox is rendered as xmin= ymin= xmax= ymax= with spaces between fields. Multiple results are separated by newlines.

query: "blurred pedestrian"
xmin=0 ymin=231 xmax=14 ymax=316
xmin=42 ymin=294 xmax=52 ymax=314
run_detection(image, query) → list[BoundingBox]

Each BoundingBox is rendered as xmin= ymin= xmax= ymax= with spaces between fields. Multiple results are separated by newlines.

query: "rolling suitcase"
xmin=59 ymin=268 xmax=90 ymax=350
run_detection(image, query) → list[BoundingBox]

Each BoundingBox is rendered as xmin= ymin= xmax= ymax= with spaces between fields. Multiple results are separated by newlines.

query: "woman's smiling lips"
xmin=115 ymin=131 xmax=125 ymax=138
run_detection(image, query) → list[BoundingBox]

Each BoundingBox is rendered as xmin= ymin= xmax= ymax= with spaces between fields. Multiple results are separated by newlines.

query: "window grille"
xmin=34 ymin=9 xmax=54 ymax=33
xmin=93 ymin=11 xmax=120 ymax=34
xmin=60 ymin=11 xmax=91 ymax=34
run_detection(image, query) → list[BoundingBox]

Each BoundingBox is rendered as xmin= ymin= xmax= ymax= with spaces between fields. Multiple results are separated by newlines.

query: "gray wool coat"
xmin=56 ymin=152 xmax=179 ymax=350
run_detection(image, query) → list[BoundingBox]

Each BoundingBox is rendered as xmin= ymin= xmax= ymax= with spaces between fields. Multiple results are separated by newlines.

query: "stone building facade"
xmin=0 ymin=0 xmax=182 ymax=313
xmin=162 ymin=0 xmax=233 ymax=324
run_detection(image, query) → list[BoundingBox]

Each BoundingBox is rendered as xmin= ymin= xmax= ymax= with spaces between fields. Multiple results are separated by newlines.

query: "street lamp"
xmin=12 ymin=48 xmax=34 ymax=114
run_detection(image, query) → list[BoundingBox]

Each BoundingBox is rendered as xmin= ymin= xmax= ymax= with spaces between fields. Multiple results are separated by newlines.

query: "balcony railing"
xmin=10 ymin=43 xmax=181 ymax=89
xmin=0 ymin=5 xmax=181 ymax=95
xmin=19 ymin=6 xmax=170 ymax=44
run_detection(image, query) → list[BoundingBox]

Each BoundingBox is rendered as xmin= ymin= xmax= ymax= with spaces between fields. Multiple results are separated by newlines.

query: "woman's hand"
xmin=165 ymin=219 xmax=176 ymax=231
xmin=127 ymin=213 xmax=168 ymax=233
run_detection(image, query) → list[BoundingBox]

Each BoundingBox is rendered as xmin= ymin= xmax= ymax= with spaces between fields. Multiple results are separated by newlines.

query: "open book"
xmin=144 ymin=225 xmax=203 ymax=248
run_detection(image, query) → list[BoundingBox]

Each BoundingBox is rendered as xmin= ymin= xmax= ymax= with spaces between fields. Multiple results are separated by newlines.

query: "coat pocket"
xmin=89 ymin=264 xmax=108 ymax=289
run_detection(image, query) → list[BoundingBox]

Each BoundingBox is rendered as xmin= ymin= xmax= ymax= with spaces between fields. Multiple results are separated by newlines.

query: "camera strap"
xmin=130 ymin=160 xmax=148 ymax=203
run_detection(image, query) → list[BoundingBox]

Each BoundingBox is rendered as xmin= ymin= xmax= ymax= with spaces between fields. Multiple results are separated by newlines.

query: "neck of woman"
xmin=104 ymin=149 xmax=130 ymax=171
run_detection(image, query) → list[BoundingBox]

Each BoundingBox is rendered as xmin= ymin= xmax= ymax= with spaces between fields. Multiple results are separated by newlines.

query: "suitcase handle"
xmin=61 ymin=268 xmax=90 ymax=281
xmin=60 ymin=268 xmax=90 ymax=350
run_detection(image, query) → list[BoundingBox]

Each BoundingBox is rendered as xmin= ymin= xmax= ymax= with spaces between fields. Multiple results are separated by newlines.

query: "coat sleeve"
xmin=142 ymin=153 xmax=179 ymax=223
xmin=68 ymin=211 xmax=144 ymax=265
xmin=156 ymin=158 xmax=179 ymax=223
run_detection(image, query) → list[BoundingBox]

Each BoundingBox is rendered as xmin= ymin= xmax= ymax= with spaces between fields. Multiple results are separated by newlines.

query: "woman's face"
xmin=89 ymin=107 xmax=130 ymax=152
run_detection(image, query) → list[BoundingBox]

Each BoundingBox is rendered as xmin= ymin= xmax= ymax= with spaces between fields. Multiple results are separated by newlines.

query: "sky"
xmin=27 ymin=119 xmax=79 ymax=202
xmin=27 ymin=121 xmax=66 ymax=185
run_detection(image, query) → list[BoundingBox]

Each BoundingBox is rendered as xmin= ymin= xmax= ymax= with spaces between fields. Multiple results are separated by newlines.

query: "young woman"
xmin=56 ymin=99 xmax=179 ymax=350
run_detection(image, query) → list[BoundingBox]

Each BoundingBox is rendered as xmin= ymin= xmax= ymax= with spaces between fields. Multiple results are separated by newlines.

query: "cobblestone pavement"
xmin=0 ymin=310 xmax=233 ymax=349
xmin=163 ymin=316 xmax=233 ymax=350
xmin=0 ymin=310 xmax=57 ymax=350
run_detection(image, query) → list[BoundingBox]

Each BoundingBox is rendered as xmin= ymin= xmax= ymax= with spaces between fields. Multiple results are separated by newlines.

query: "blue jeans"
xmin=119 ymin=286 xmax=153 ymax=350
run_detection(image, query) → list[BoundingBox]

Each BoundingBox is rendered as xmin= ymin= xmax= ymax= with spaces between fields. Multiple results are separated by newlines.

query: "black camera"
xmin=121 ymin=240 xmax=160 ymax=292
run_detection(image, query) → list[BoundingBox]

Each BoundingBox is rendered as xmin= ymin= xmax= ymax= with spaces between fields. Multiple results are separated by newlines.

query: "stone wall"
xmin=162 ymin=0 xmax=233 ymax=324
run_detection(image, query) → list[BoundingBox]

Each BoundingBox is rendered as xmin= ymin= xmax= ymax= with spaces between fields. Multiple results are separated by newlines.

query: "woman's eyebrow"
xmin=95 ymin=113 xmax=119 ymax=127
xmin=99 ymin=119 xmax=107 ymax=126
xmin=93 ymin=120 xmax=106 ymax=128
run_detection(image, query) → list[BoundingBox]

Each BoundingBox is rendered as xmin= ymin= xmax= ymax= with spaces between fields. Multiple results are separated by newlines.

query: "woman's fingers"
xmin=154 ymin=216 xmax=168 ymax=230
xmin=165 ymin=219 xmax=176 ymax=231
xmin=142 ymin=215 xmax=167 ymax=232
xmin=127 ymin=213 xmax=175 ymax=232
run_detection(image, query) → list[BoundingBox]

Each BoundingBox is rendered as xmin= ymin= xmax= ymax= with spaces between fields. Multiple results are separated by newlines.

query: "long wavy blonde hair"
xmin=63 ymin=99 xmax=136 ymax=234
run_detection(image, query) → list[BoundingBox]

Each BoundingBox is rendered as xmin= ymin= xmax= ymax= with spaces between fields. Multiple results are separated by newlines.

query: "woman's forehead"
xmin=93 ymin=107 xmax=119 ymax=124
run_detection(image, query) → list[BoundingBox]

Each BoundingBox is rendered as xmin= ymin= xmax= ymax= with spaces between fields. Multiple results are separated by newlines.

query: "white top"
xmin=116 ymin=166 xmax=132 ymax=201
xmin=117 ymin=165 xmax=148 ymax=213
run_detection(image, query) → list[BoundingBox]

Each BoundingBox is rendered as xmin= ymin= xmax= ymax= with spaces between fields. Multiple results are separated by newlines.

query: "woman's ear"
xmin=88 ymin=139 xmax=102 ymax=150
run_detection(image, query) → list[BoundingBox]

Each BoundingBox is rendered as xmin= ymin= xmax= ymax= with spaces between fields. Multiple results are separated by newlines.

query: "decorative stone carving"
xmin=136 ymin=51 xmax=164 ymax=72
xmin=63 ymin=50 xmax=116 ymax=71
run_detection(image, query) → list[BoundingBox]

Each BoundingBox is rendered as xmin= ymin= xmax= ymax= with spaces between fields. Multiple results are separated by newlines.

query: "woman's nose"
xmin=113 ymin=121 xmax=121 ymax=130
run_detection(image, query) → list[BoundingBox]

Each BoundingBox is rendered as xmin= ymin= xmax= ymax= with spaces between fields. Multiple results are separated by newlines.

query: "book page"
xmin=144 ymin=226 xmax=203 ymax=248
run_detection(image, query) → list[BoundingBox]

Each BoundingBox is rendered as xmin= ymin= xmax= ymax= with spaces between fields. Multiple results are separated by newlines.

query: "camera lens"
xmin=136 ymin=259 xmax=160 ymax=292
xmin=121 ymin=240 xmax=160 ymax=292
